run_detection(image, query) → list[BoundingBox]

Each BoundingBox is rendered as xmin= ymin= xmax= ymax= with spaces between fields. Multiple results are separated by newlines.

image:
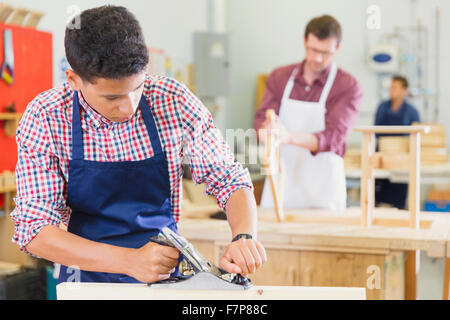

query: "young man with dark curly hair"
xmin=11 ymin=5 xmax=266 ymax=284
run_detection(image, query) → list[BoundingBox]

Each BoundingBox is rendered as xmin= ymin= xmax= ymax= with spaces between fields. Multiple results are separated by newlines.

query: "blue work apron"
xmin=58 ymin=92 xmax=179 ymax=283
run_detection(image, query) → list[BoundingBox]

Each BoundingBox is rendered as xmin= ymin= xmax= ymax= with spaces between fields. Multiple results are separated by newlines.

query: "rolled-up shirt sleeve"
xmin=180 ymin=86 xmax=253 ymax=210
xmin=11 ymin=101 xmax=70 ymax=254
xmin=313 ymin=79 xmax=363 ymax=157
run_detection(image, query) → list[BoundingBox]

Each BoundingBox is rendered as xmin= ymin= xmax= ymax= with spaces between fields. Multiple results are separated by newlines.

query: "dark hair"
xmin=65 ymin=5 xmax=149 ymax=82
xmin=304 ymin=15 xmax=342 ymax=43
xmin=392 ymin=75 xmax=408 ymax=89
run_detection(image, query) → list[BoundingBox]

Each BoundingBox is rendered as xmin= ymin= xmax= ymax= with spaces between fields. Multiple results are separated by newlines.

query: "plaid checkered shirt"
xmin=11 ymin=74 xmax=253 ymax=253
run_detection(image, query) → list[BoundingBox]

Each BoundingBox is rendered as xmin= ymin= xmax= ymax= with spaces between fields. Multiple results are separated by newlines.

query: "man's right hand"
xmin=126 ymin=241 xmax=180 ymax=283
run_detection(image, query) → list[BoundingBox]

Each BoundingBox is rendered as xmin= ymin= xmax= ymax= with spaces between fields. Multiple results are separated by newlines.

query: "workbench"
xmin=176 ymin=207 xmax=450 ymax=300
xmin=56 ymin=282 xmax=366 ymax=300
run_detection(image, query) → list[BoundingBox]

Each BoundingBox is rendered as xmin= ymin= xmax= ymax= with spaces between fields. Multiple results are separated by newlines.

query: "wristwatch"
xmin=232 ymin=233 xmax=253 ymax=242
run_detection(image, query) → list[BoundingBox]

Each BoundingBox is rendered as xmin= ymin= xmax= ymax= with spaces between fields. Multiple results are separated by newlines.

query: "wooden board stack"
xmin=415 ymin=122 xmax=448 ymax=166
xmin=343 ymin=148 xmax=362 ymax=170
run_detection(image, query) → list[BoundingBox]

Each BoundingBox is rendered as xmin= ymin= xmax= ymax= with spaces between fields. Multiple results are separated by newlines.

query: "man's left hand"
xmin=219 ymin=237 xmax=267 ymax=277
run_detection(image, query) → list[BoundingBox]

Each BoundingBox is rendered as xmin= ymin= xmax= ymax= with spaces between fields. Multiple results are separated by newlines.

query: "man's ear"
xmin=65 ymin=69 xmax=82 ymax=91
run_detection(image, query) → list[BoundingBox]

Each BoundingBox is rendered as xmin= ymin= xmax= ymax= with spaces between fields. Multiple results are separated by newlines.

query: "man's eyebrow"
xmin=101 ymin=80 xmax=146 ymax=98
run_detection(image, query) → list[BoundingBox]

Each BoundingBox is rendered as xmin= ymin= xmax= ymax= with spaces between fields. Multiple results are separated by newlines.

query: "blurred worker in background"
xmin=374 ymin=75 xmax=420 ymax=209
xmin=254 ymin=15 xmax=363 ymax=211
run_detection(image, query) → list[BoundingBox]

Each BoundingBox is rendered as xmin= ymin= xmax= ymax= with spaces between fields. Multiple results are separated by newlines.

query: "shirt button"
xmin=305 ymin=86 xmax=311 ymax=92
xmin=109 ymin=130 xmax=115 ymax=137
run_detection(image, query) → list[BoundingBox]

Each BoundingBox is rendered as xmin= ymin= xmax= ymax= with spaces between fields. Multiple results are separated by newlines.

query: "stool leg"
xmin=444 ymin=258 xmax=450 ymax=300
xmin=361 ymin=132 xmax=375 ymax=227
xmin=408 ymin=133 xmax=420 ymax=229
xmin=405 ymin=250 xmax=419 ymax=300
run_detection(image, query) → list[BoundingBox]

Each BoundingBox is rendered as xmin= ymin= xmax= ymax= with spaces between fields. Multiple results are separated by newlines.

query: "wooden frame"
xmin=355 ymin=125 xmax=431 ymax=300
xmin=354 ymin=126 xmax=430 ymax=229
xmin=261 ymin=109 xmax=284 ymax=222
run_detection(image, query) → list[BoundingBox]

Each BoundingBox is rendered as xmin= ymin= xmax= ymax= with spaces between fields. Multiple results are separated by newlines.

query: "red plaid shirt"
xmin=11 ymin=74 xmax=253 ymax=253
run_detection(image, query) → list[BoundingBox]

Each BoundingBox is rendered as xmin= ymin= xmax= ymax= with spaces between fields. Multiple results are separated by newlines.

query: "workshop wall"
xmin=226 ymin=0 xmax=450 ymax=150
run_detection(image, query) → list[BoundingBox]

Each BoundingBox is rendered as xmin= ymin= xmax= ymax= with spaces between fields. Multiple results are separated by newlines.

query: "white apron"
xmin=260 ymin=63 xmax=347 ymax=211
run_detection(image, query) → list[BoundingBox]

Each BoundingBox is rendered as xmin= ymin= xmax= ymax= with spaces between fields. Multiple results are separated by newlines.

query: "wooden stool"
xmin=355 ymin=125 xmax=431 ymax=300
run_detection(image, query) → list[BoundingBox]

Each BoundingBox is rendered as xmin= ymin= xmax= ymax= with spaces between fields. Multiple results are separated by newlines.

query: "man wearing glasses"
xmin=254 ymin=15 xmax=363 ymax=211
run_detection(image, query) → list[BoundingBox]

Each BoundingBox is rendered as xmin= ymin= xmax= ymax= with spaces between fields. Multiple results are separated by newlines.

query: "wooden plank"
xmin=404 ymin=250 xmax=419 ymax=300
xmin=0 ymin=113 xmax=22 ymax=120
xmin=445 ymin=230 xmax=450 ymax=299
xmin=7 ymin=8 xmax=29 ymax=26
xmin=378 ymin=136 xmax=409 ymax=153
xmin=0 ymin=185 xmax=16 ymax=194
xmin=427 ymin=189 xmax=450 ymax=201
xmin=262 ymin=109 xmax=284 ymax=222
xmin=409 ymin=133 xmax=421 ymax=229
xmin=443 ymin=258 xmax=450 ymax=300
xmin=361 ymin=132 xmax=375 ymax=227
xmin=354 ymin=125 xmax=430 ymax=134
xmin=421 ymin=135 xmax=446 ymax=148
xmin=23 ymin=10 xmax=44 ymax=29
xmin=412 ymin=122 xmax=446 ymax=136
xmin=0 ymin=3 xmax=14 ymax=23
xmin=378 ymin=153 xmax=410 ymax=170
xmin=255 ymin=74 xmax=268 ymax=111
xmin=56 ymin=282 xmax=366 ymax=300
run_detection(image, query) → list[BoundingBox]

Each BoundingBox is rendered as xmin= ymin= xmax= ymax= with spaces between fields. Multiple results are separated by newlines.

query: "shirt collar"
xmin=294 ymin=59 xmax=333 ymax=86
xmin=76 ymin=90 xmax=113 ymax=130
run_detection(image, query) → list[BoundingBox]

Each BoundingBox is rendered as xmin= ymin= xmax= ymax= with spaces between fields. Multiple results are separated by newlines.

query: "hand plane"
xmin=148 ymin=227 xmax=253 ymax=290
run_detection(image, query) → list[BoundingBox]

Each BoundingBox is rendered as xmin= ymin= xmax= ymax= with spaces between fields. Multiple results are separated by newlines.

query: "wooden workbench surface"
xmin=56 ymin=282 xmax=366 ymax=300
xmin=178 ymin=207 xmax=450 ymax=258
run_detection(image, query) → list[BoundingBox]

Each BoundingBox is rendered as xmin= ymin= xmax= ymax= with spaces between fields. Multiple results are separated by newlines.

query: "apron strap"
xmin=318 ymin=63 xmax=338 ymax=105
xmin=139 ymin=95 xmax=163 ymax=156
xmin=281 ymin=67 xmax=299 ymax=103
xmin=71 ymin=92 xmax=84 ymax=160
